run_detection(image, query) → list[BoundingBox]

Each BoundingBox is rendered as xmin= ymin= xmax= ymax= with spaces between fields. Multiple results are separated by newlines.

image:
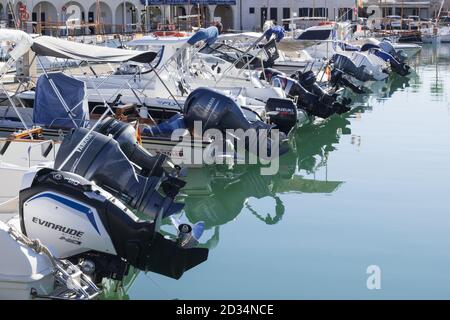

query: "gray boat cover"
xmin=33 ymin=72 xmax=89 ymax=129
xmin=32 ymin=36 xmax=157 ymax=63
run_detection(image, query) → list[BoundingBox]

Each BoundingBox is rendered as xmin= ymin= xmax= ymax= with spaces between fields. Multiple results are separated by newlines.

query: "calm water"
xmin=111 ymin=44 xmax=450 ymax=299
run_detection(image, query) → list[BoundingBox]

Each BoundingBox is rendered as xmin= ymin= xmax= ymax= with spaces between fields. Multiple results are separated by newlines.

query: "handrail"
xmin=27 ymin=140 xmax=56 ymax=168
xmin=9 ymin=127 xmax=43 ymax=140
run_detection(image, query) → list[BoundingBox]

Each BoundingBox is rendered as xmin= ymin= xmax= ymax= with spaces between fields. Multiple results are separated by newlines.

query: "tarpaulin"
xmin=33 ymin=72 xmax=89 ymax=129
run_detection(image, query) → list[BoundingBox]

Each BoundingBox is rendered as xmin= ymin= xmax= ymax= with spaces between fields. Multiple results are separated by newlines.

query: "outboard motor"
xmin=283 ymin=69 xmax=350 ymax=118
xmin=264 ymin=98 xmax=298 ymax=135
xmin=261 ymin=68 xmax=349 ymax=119
xmin=369 ymin=48 xmax=410 ymax=76
xmin=331 ymin=53 xmax=372 ymax=82
xmin=19 ymin=168 xmax=208 ymax=282
xmin=294 ymin=70 xmax=352 ymax=108
xmin=330 ymin=69 xmax=367 ymax=94
xmin=95 ymin=117 xmax=169 ymax=177
xmin=54 ymin=128 xmax=184 ymax=220
xmin=183 ymin=87 xmax=289 ymax=158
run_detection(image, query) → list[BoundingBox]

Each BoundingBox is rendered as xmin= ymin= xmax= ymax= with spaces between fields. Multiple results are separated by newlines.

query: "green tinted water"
xmin=108 ymin=44 xmax=450 ymax=300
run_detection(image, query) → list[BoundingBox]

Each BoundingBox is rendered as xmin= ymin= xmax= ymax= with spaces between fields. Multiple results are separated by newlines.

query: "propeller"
xmin=170 ymin=216 xmax=205 ymax=249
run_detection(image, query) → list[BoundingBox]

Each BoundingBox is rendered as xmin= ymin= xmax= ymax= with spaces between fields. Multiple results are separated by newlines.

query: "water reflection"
xmin=415 ymin=43 xmax=450 ymax=66
xmin=174 ymin=114 xmax=360 ymax=249
xmin=412 ymin=44 xmax=450 ymax=100
xmin=100 ymin=271 xmax=138 ymax=300
xmin=347 ymin=72 xmax=415 ymax=106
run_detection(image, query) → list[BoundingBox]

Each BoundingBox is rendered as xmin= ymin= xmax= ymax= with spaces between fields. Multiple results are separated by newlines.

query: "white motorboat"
xmin=439 ymin=26 xmax=450 ymax=43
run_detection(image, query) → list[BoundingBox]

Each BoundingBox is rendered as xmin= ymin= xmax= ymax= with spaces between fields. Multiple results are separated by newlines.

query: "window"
xmin=314 ymin=8 xmax=328 ymax=18
xmin=283 ymin=8 xmax=290 ymax=19
xmin=339 ymin=8 xmax=353 ymax=20
xmin=298 ymin=29 xmax=332 ymax=40
xmin=249 ymin=7 xmax=255 ymax=14
xmin=270 ymin=7 xmax=278 ymax=22
xmin=283 ymin=7 xmax=290 ymax=29
xmin=261 ymin=7 xmax=268 ymax=27
xmin=299 ymin=7 xmax=310 ymax=17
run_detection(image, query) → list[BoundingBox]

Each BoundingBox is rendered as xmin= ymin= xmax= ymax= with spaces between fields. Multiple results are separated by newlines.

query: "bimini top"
xmin=32 ymin=36 xmax=158 ymax=63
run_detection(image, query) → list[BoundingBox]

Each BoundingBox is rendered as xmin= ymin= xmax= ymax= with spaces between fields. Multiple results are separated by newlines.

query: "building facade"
xmin=362 ymin=0 xmax=450 ymax=19
xmin=239 ymin=0 xmax=357 ymax=31
xmin=0 ymin=0 xmax=447 ymax=35
xmin=0 ymin=0 xmax=239 ymax=34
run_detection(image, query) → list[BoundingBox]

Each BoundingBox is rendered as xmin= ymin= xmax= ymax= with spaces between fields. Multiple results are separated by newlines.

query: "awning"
xmin=32 ymin=36 xmax=157 ymax=63
xmin=218 ymin=32 xmax=263 ymax=41
xmin=0 ymin=29 xmax=33 ymax=61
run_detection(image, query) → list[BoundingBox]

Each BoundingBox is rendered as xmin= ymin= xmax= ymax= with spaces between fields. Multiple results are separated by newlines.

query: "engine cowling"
xmin=19 ymin=168 xmax=208 ymax=281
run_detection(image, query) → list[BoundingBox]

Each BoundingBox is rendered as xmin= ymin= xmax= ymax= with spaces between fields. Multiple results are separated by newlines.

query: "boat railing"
xmin=27 ymin=140 xmax=55 ymax=168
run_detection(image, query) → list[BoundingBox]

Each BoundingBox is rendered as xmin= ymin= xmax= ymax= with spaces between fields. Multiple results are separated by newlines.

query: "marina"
xmin=0 ymin=0 xmax=449 ymax=302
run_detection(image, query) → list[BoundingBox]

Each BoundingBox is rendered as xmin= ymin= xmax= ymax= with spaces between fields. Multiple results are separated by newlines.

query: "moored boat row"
xmin=0 ymin=21 xmax=424 ymax=299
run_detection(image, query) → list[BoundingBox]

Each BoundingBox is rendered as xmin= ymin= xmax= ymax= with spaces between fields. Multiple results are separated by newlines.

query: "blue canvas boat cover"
xmin=141 ymin=113 xmax=186 ymax=137
xmin=33 ymin=72 xmax=89 ymax=129
xmin=188 ymin=26 xmax=219 ymax=46
xmin=264 ymin=26 xmax=285 ymax=42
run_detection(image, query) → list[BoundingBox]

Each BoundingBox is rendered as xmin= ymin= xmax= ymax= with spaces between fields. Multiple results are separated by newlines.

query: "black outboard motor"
xmin=280 ymin=69 xmax=350 ymax=118
xmin=95 ymin=117 xmax=167 ymax=177
xmin=294 ymin=70 xmax=352 ymax=109
xmin=54 ymin=128 xmax=184 ymax=219
xmin=183 ymin=87 xmax=289 ymax=158
xmin=262 ymin=68 xmax=349 ymax=119
xmin=331 ymin=53 xmax=372 ymax=82
xmin=330 ymin=69 xmax=367 ymax=94
xmin=264 ymin=98 xmax=298 ymax=134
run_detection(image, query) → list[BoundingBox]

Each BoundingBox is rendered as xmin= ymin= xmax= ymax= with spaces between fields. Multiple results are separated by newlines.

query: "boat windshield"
xmin=297 ymin=29 xmax=332 ymax=40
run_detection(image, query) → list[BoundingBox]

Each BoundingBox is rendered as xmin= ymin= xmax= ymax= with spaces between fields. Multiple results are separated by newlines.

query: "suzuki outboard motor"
xmin=19 ymin=168 xmax=208 ymax=282
xmin=183 ymin=87 xmax=289 ymax=158
xmin=54 ymin=128 xmax=184 ymax=219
